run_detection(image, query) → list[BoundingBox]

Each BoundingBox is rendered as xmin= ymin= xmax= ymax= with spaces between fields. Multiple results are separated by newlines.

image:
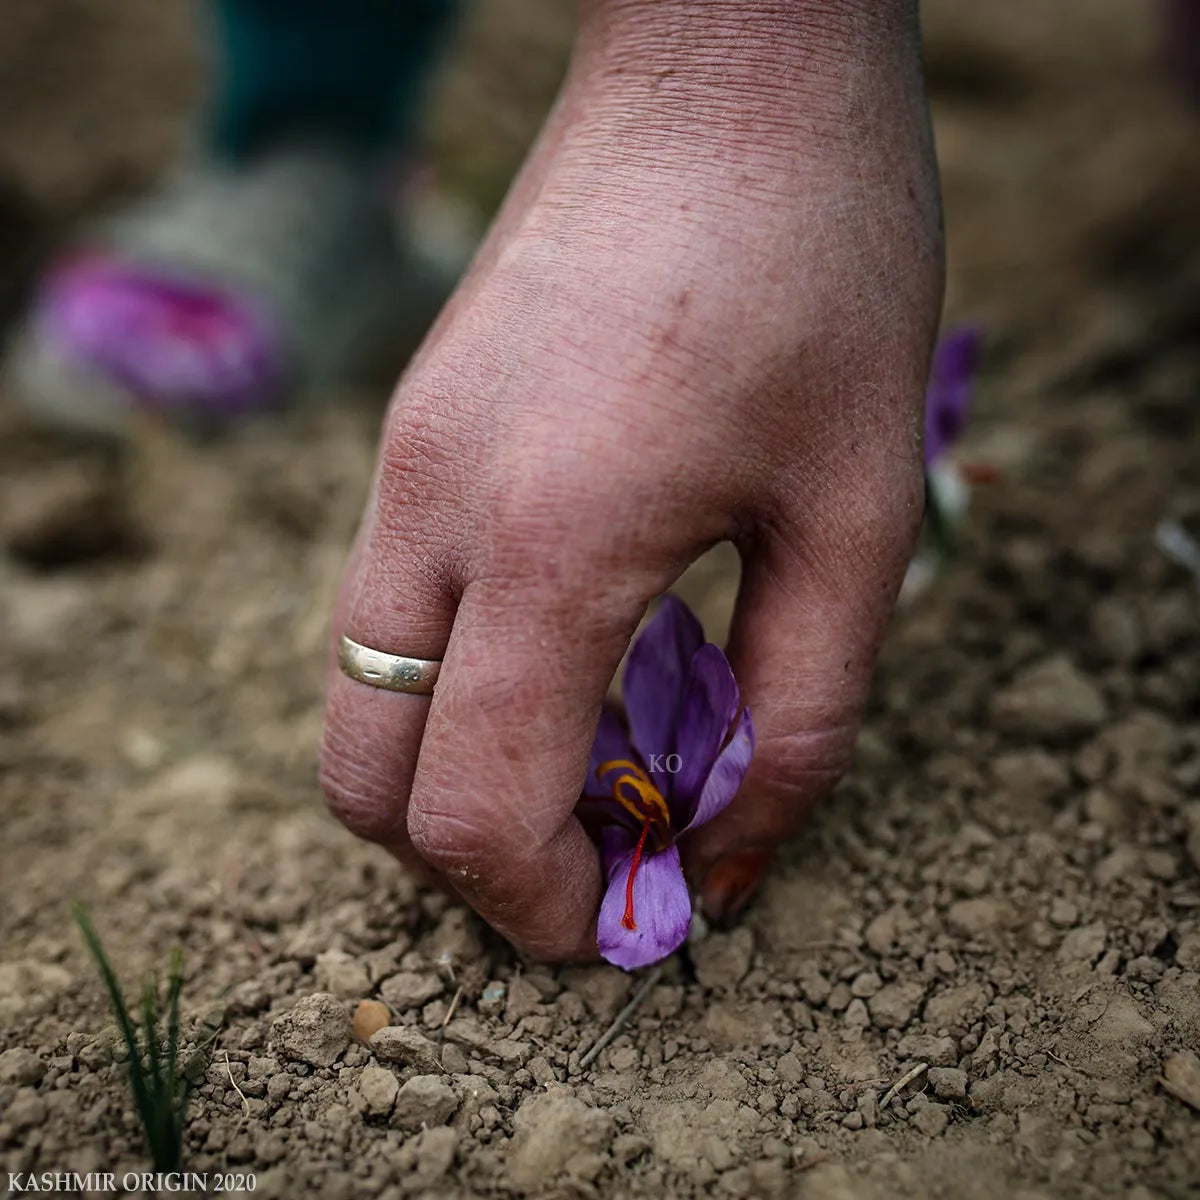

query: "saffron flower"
xmin=33 ymin=253 xmax=284 ymax=417
xmin=580 ymin=596 xmax=755 ymax=971
xmin=923 ymin=324 xmax=981 ymax=468
xmin=901 ymin=324 xmax=984 ymax=601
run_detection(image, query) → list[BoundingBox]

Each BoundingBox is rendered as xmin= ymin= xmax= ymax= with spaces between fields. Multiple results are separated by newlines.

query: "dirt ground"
xmin=2 ymin=1 xmax=1200 ymax=1197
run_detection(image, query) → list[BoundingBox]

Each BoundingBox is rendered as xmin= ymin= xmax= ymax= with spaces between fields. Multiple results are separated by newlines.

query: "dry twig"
xmin=1047 ymin=1049 xmax=1095 ymax=1077
xmin=224 ymin=1051 xmax=250 ymax=1119
xmin=442 ymin=985 xmax=464 ymax=1028
xmin=879 ymin=1061 xmax=928 ymax=1111
xmin=577 ymin=966 xmax=663 ymax=1071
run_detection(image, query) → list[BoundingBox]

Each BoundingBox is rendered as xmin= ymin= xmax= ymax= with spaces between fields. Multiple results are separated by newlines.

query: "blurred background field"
xmin=1 ymin=2 xmax=1199 ymax=1196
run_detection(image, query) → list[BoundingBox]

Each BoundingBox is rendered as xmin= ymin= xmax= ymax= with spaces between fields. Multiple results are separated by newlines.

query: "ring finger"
xmin=319 ymin=484 xmax=459 ymax=874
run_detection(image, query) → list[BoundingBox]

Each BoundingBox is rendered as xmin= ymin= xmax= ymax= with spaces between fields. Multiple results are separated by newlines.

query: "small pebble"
xmin=351 ymin=998 xmax=391 ymax=1044
xmin=359 ymin=1066 xmax=399 ymax=1117
xmin=0 ymin=1047 xmax=45 ymax=1086
xmin=928 ymin=1067 xmax=968 ymax=1100
xmin=371 ymin=1025 xmax=443 ymax=1073
xmin=608 ymin=1046 xmax=638 ymax=1072
xmin=315 ymin=949 xmax=372 ymax=999
xmin=850 ymin=971 xmax=881 ymax=999
xmin=7 ymin=1088 xmax=46 ymax=1130
xmin=528 ymin=1055 xmax=557 ymax=1087
xmin=441 ymin=1043 xmax=469 ymax=1075
xmin=392 ymin=1075 xmax=459 ymax=1130
xmin=272 ymin=993 xmax=350 ymax=1068
xmin=913 ymin=1103 xmax=950 ymax=1137
xmin=380 ymin=971 xmax=443 ymax=1010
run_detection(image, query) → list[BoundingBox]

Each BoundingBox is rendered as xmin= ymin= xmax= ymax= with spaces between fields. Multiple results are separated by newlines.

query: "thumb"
xmin=682 ymin=485 xmax=921 ymax=922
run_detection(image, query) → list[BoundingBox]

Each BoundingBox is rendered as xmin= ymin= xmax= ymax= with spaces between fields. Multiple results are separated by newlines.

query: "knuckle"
xmin=377 ymin=419 xmax=453 ymax=505
xmin=771 ymin=457 xmax=925 ymax=593
xmin=374 ymin=387 xmax=472 ymax=534
xmin=406 ymin=797 xmax=498 ymax=875
xmin=751 ymin=721 xmax=859 ymax=801
xmin=381 ymin=373 xmax=467 ymax=471
xmin=368 ymin=422 xmax=467 ymax=594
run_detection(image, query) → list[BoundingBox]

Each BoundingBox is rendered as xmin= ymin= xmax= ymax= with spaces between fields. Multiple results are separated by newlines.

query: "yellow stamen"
xmin=596 ymin=758 xmax=671 ymax=833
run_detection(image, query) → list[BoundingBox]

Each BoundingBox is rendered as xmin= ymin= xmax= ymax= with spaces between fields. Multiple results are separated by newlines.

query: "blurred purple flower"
xmin=924 ymin=325 xmax=981 ymax=467
xmin=33 ymin=253 xmax=285 ymax=416
xmin=579 ymin=596 xmax=754 ymax=971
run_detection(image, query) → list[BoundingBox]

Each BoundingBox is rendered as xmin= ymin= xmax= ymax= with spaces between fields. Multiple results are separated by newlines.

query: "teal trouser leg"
xmin=208 ymin=0 xmax=460 ymax=160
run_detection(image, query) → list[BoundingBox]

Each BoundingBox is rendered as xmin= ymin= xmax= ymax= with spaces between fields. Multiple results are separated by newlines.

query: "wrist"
xmin=574 ymin=0 xmax=922 ymax=129
xmin=581 ymin=0 xmax=917 ymax=44
xmin=558 ymin=0 xmax=935 ymax=235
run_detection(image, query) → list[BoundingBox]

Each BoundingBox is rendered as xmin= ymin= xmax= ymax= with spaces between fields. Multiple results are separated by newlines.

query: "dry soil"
xmin=1 ymin=1 xmax=1199 ymax=1197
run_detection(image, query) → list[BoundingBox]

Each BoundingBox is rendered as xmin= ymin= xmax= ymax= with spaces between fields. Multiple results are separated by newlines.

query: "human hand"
xmin=320 ymin=0 xmax=943 ymax=959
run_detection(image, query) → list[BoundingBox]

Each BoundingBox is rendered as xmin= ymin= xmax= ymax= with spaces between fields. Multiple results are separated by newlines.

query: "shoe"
xmin=5 ymin=144 xmax=458 ymax=433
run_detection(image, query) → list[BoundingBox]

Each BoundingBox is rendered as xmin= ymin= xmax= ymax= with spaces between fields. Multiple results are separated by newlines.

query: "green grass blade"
xmin=141 ymin=972 xmax=163 ymax=1095
xmin=140 ymin=971 xmax=168 ymax=1167
xmin=73 ymin=904 xmax=196 ymax=1171
xmin=72 ymin=904 xmax=155 ymax=1130
xmin=166 ymin=948 xmax=186 ymax=1163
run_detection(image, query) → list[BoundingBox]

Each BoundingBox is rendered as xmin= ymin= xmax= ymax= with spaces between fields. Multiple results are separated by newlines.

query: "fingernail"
xmin=701 ymin=849 xmax=773 ymax=925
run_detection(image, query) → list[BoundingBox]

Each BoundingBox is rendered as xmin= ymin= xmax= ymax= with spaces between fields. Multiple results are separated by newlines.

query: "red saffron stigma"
xmin=621 ymin=820 xmax=653 ymax=931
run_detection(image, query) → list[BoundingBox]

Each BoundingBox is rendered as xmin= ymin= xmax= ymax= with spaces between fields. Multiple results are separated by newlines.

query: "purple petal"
xmin=599 ymin=824 xmax=639 ymax=860
xmin=597 ymin=839 xmax=692 ymax=971
xmin=682 ymin=707 xmax=755 ymax=834
xmin=583 ymin=706 xmax=636 ymax=799
xmin=575 ymin=794 xmax=646 ymax=836
xmin=599 ymin=824 xmax=639 ymax=864
xmin=34 ymin=254 xmax=285 ymax=416
xmin=623 ymin=595 xmax=704 ymax=778
xmin=669 ymin=644 xmax=740 ymax=826
xmin=923 ymin=325 xmax=981 ymax=466
xmin=577 ymin=709 xmax=645 ymax=834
